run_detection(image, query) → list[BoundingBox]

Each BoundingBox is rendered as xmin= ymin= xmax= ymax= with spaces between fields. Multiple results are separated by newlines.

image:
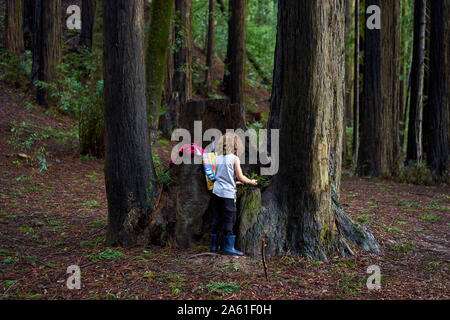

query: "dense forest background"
xmin=0 ymin=0 xmax=448 ymax=300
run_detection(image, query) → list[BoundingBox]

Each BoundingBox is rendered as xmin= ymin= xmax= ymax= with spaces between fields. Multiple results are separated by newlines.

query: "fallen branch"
xmin=261 ymin=238 xmax=268 ymax=281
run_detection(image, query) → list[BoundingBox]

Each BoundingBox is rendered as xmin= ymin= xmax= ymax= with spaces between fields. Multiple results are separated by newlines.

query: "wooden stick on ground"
xmin=261 ymin=238 xmax=268 ymax=281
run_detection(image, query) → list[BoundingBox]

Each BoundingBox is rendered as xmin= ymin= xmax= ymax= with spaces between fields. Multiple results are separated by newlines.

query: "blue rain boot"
xmin=210 ymin=234 xmax=218 ymax=252
xmin=222 ymin=235 xmax=243 ymax=256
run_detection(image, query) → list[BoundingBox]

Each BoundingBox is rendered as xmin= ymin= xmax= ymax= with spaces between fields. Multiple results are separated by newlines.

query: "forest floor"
xmin=0 ymin=79 xmax=449 ymax=300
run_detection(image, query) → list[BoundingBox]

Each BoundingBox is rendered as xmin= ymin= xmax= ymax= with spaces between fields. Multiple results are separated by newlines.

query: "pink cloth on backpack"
xmin=169 ymin=143 xmax=206 ymax=166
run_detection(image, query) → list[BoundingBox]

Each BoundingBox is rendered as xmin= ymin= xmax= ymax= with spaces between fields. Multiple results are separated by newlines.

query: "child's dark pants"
xmin=211 ymin=193 xmax=236 ymax=236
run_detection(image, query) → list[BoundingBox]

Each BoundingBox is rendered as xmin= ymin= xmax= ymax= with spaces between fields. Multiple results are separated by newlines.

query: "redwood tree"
xmin=256 ymin=0 xmax=378 ymax=260
xmin=223 ymin=0 xmax=247 ymax=105
xmin=406 ymin=0 xmax=426 ymax=165
xmin=423 ymin=0 xmax=448 ymax=178
xmin=160 ymin=0 xmax=193 ymax=135
xmin=5 ymin=0 xmax=24 ymax=55
xmin=31 ymin=0 xmax=62 ymax=107
xmin=146 ymin=0 xmax=174 ymax=143
xmin=79 ymin=0 xmax=96 ymax=49
xmin=103 ymin=0 xmax=157 ymax=246
xmin=357 ymin=0 xmax=398 ymax=177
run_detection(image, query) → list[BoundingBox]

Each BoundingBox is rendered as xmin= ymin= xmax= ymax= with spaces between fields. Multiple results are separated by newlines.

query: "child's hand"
xmin=249 ymin=179 xmax=258 ymax=186
xmin=236 ymin=181 xmax=243 ymax=186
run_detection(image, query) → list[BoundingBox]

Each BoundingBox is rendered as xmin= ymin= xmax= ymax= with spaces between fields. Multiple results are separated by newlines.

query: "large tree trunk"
xmin=160 ymin=0 xmax=193 ymax=136
xmin=223 ymin=0 xmax=246 ymax=105
xmin=423 ymin=0 xmax=448 ymax=179
xmin=146 ymin=0 xmax=174 ymax=144
xmin=381 ymin=0 xmax=400 ymax=174
xmin=406 ymin=0 xmax=426 ymax=165
xmin=204 ymin=0 xmax=215 ymax=93
xmin=79 ymin=0 xmax=96 ymax=49
xmin=31 ymin=0 xmax=62 ymax=107
xmin=5 ymin=0 xmax=24 ymax=55
xmin=240 ymin=0 xmax=378 ymax=260
xmin=103 ymin=0 xmax=157 ymax=247
xmin=352 ymin=0 xmax=360 ymax=165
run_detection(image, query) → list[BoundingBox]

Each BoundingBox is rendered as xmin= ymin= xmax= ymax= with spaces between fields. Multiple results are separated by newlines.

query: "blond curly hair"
xmin=215 ymin=132 xmax=244 ymax=156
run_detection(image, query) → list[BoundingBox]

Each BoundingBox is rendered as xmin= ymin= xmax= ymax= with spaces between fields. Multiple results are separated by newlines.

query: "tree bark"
xmin=5 ymin=0 xmax=24 ymax=55
xmin=223 ymin=0 xmax=246 ymax=105
xmin=160 ymin=0 xmax=193 ymax=135
xmin=31 ymin=0 xmax=62 ymax=107
xmin=146 ymin=0 xmax=174 ymax=144
xmin=266 ymin=1 xmax=283 ymax=155
xmin=244 ymin=0 xmax=378 ymax=260
xmin=423 ymin=0 xmax=448 ymax=178
xmin=406 ymin=0 xmax=426 ymax=165
xmin=352 ymin=0 xmax=360 ymax=165
xmin=381 ymin=0 xmax=400 ymax=174
xmin=204 ymin=0 xmax=215 ymax=93
xmin=79 ymin=0 xmax=96 ymax=49
xmin=445 ymin=0 xmax=450 ymax=153
xmin=103 ymin=0 xmax=157 ymax=246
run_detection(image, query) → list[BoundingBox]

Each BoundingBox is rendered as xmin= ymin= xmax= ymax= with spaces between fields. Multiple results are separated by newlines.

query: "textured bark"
xmin=352 ymin=0 xmax=360 ymax=164
xmin=204 ymin=0 xmax=215 ymax=93
xmin=240 ymin=0 xmax=378 ymax=260
xmin=344 ymin=0 xmax=353 ymax=128
xmin=31 ymin=0 xmax=62 ymax=107
xmin=422 ymin=0 xmax=448 ymax=178
xmin=381 ymin=0 xmax=400 ymax=174
xmin=357 ymin=0 xmax=383 ymax=177
xmin=5 ymin=0 xmax=24 ymax=55
xmin=223 ymin=0 xmax=246 ymax=105
xmin=103 ymin=0 xmax=157 ymax=247
xmin=146 ymin=0 xmax=174 ymax=144
xmin=266 ymin=2 xmax=283 ymax=156
xmin=445 ymin=1 xmax=450 ymax=153
xmin=406 ymin=0 xmax=426 ymax=165
xmin=79 ymin=0 xmax=96 ymax=49
xmin=160 ymin=0 xmax=193 ymax=135
xmin=150 ymin=99 xmax=246 ymax=248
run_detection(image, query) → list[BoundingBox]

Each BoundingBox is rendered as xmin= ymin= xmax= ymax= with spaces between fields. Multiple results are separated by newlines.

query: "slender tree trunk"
xmin=5 ymin=0 xmax=24 ymax=55
xmin=352 ymin=0 xmax=360 ymax=165
xmin=423 ymin=0 xmax=448 ymax=178
xmin=445 ymin=0 xmax=450 ymax=152
xmin=406 ymin=0 xmax=426 ymax=165
xmin=23 ymin=0 xmax=34 ymax=50
xmin=103 ymin=0 xmax=157 ymax=246
xmin=204 ymin=0 xmax=215 ymax=93
xmin=79 ymin=0 xmax=96 ymax=49
xmin=266 ymin=1 xmax=282 ymax=155
xmin=78 ymin=0 xmax=104 ymax=157
xmin=31 ymin=0 xmax=62 ymax=107
xmin=344 ymin=0 xmax=353 ymax=128
xmin=146 ymin=0 xmax=174 ymax=144
xmin=257 ymin=0 xmax=378 ymax=260
xmin=223 ymin=0 xmax=246 ymax=105
xmin=161 ymin=0 xmax=193 ymax=135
